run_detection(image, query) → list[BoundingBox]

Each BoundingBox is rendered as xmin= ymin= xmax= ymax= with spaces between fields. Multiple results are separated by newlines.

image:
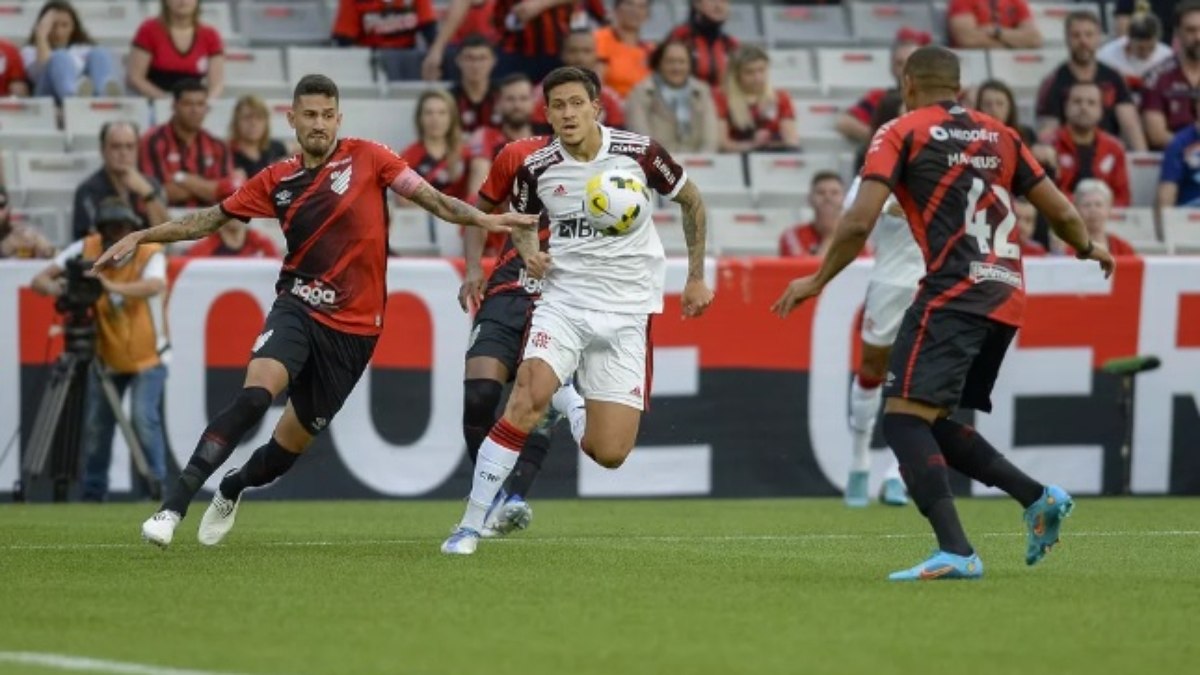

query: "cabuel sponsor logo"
xmin=930 ymin=126 xmax=1000 ymax=144
xmin=330 ymin=166 xmax=352 ymax=195
xmin=969 ymin=261 xmax=1022 ymax=288
xmin=948 ymin=153 xmax=1001 ymax=169
xmin=652 ymin=155 xmax=676 ymax=185
xmin=610 ymin=142 xmax=647 ymax=155
xmin=291 ymin=278 xmax=338 ymax=307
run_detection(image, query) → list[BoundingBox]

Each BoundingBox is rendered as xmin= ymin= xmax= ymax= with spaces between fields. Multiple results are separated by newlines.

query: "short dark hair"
xmin=649 ymin=38 xmax=691 ymax=72
xmin=459 ymin=33 xmax=494 ymax=53
xmin=99 ymin=120 xmax=140 ymax=148
xmin=1064 ymin=9 xmax=1101 ymax=33
xmin=172 ymin=78 xmax=207 ymax=101
xmin=293 ymin=74 xmax=340 ymax=104
xmin=903 ymin=46 xmax=961 ymax=93
xmin=1178 ymin=0 xmax=1200 ymax=27
xmin=811 ymin=171 xmax=843 ymax=190
xmin=1129 ymin=12 xmax=1162 ymax=41
xmin=870 ymin=90 xmax=904 ymax=132
xmin=498 ymin=72 xmax=532 ymax=91
xmin=976 ymin=79 xmax=1019 ymax=128
xmin=1067 ymin=80 xmax=1103 ymax=98
xmin=542 ymin=66 xmax=599 ymax=101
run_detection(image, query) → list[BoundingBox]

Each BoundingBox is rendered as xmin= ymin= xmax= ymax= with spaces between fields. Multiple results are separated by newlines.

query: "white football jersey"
xmin=512 ymin=125 xmax=688 ymax=314
xmin=845 ymin=177 xmax=925 ymax=288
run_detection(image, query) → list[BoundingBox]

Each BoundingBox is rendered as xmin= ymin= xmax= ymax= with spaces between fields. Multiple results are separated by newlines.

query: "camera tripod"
xmin=16 ymin=319 xmax=160 ymax=503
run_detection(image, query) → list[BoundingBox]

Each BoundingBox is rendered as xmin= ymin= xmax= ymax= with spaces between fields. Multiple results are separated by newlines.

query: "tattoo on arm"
xmin=410 ymin=183 xmax=484 ymax=227
xmin=673 ymin=180 xmax=707 ymax=281
xmin=141 ymin=206 xmax=228 ymax=244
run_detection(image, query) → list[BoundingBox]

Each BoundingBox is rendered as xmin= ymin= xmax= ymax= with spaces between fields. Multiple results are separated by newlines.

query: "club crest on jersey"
xmin=330 ymin=166 xmax=352 ymax=195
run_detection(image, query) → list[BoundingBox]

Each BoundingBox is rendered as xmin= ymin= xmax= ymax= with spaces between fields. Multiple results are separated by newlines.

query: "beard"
xmin=502 ymin=111 xmax=530 ymax=129
xmin=299 ymin=133 xmax=331 ymax=156
xmin=1187 ymin=42 xmax=1200 ymax=62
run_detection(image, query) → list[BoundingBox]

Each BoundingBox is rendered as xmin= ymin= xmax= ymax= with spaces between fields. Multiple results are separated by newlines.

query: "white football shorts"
xmin=861 ymin=281 xmax=917 ymax=347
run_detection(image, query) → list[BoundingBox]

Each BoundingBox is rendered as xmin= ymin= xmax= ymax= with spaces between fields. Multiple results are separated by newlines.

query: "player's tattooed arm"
xmin=407 ymin=181 xmax=534 ymax=234
xmin=91 ymin=206 xmax=229 ymax=270
xmin=672 ymin=179 xmax=707 ymax=282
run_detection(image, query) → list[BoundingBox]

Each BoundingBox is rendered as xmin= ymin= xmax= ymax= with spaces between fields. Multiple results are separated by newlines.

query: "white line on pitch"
xmin=3 ymin=530 xmax=1198 ymax=551
xmin=0 ymin=651 xmax=259 ymax=675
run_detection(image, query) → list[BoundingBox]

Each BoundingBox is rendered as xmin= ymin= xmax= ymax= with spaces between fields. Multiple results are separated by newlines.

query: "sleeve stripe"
xmin=664 ymin=170 xmax=688 ymax=200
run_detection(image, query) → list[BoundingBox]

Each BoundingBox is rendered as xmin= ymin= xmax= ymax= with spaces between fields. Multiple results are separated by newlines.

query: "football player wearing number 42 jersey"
xmin=442 ymin=66 xmax=715 ymax=555
xmin=773 ymin=47 xmax=1115 ymax=581
xmin=93 ymin=74 xmax=535 ymax=549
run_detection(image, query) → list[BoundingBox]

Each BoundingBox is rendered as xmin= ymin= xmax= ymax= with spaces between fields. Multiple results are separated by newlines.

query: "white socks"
xmin=551 ymin=382 xmax=587 ymax=448
xmin=460 ymin=421 xmax=523 ymax=531
xmin=849 ymin=378 xmax=883 ymax=474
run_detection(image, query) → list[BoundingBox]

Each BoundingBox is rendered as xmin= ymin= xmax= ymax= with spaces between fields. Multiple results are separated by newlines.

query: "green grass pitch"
xmin=2 ymin=498 xmax=1197 ymax=675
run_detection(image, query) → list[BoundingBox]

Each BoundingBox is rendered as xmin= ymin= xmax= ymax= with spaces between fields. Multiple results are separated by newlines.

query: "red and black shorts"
xmin=253 ymin=295 xmax=379 ymax=435
xmin=883 ymin=306 xmax=1017 ymax=413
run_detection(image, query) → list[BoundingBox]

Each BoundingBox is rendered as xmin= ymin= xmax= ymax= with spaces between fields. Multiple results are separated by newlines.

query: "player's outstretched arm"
xmin=1026 ymin=179 xmax=1115 ymax=278
xmin=459 ymin=196 xmax=498 ymax=313
xmin=771 ymin=178 xmax=888 ymax=318
xmin=91 ymin=206 xmax=229 ymax=270
xmin=672 ymin=179 xmax=714 ymax=318
xmin=407 ymin=180 xmax=537 ymax=234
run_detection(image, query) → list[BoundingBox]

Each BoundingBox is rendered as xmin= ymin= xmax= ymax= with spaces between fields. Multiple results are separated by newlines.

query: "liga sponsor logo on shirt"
xmin=291 ymin=278 xmax=338 ymax=307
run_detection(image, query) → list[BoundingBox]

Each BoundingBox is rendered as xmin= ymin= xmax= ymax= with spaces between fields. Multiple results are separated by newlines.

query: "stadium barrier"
xmin=2 ymin=256 xmax=1197 ymax=498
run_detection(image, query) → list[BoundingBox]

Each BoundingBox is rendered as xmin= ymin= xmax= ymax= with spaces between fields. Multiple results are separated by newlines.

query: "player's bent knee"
xmin=581 ymin=439 xmax=634 ymax=469
xmin=463 ymin=379 xmax=504 ymax=422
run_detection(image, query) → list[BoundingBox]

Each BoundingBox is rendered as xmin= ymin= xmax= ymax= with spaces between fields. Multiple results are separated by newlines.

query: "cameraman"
xmin=31 ymin=199 xmax=169 ymax=501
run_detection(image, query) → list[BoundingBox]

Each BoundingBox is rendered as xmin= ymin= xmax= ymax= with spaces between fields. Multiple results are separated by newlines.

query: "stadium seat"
xmin=792 ymin=97 xmax=855 ymax=141
xmin=1126 ymin=152 xmax=1163 ymax=208
xmin=762 ymin=5 xmax=853 ymax=48
xmin=11 ymin=207 xmax=70 ymax=248
xmin=73 ymin=0 xmax=146 ymax=47
xmin=198 ymin=1 xmax=240 ymax=44
xmin=385 ymin=81 xmax=452 ymax=100
xmin=650 ymin=206 xmax=689 ymax=256
xmin=723 ymin=3 xmax=763 ymax=44
xmin=338 ymin=99 xmax=418 ymax=152
xmin=63 ymin=98 xmax=152 ymax=151
xmin=672 ymin=154 xmax=751 ymax=209
xmin=952 ymin=49 xmax=991 ymax=88
xmin=987 ymin=48 xmax=1068 ymax=96
xmin=151 ymin=96 xmax=238 ymax=140
xmin=287 ymin=47 xmax=382 ymax=99
xmin=15 ymin=152 xmax=101 ymax=208
xmin=747 ymin=153 xmax=838 ymax=208
xmin=643 ymin=1 xmax=677 ymax=42
xmin=1028 ymin=3 xmax=1102 ymax=45
xmin=929 ymin=2 xmax=949 ymax=45
xmin=709 ymin=207 xmax=797 ymax=256
xmin=768 ymin=49 xmax=818 ymax=90
xmin=816 ymin=48 xmax=893 ymax=97
xmin=0 ymin=3 xmax=34 ymax=41
xmin=0 ymin=129 xmax=68 ymax=154
xmin=237 ymin=1 xmax=329 ymax=46
xmin=223 ymin=48 xmax=291 ymax=99
xmin=848 ymin=2 xmax=935 ymax=44
xmin=1107 ymin=207 xmax=1166 ymax=254
xmin=389 ymin=208 xmax=439 ymax=256
xmin=1162 ymin=208 xmax=1200 ymax=254
xmin=0 ymin=98 xmax=59 ymax=131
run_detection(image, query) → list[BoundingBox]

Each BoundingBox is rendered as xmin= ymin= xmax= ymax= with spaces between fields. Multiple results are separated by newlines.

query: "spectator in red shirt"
xmin=667 ymin=0 xmax=739 ymax=89
xmin=1071 ymin=179 xmax=1138 ymax=256
xmin=1142 ymin=1 xmax=1200 ymax=149
xmin=185 ymin=220 xmax=279 ymax=258
xmin=1013 ymin=198 xmax=1047 ymax=257
xmin=449 ymin=34 xmax=500 ymax=133
xmin=128 ymin=0 xmax=225 ymax=100
xmin=0 ymin=38 xmax=30 ymax=96
xmin=716 ymin=45 xmax=798 ymax=153
xmin=400 ymin=89 xmax=471 ymax=202
xmin=332 ymin=0 xmax=437 ymax=81
xmin=22 ymin=1 xmax=120 ymax=99
xmin=139 ymin=80 xmax=240 ymax=207
xmin=779 ymin=172 xmax=844 ymax=258
xmin=1053 ymin=81 xmax=1131 ymax=207
xmin=947 ymin=0 xmax=1042 ymax=49
xmin=836 ymin=32 xmax=927 ymax=145
xmin=532 ymin=30 xmax=625 ymax=130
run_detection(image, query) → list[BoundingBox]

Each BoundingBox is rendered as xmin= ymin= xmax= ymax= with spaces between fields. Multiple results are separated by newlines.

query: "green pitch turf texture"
xmin=2 ymin=498 xmax=1197 ymax=675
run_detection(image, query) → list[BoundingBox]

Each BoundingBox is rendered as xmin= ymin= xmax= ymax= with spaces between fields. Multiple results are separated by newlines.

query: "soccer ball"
xmin=583 ymin=169 xmax=652 ymax=236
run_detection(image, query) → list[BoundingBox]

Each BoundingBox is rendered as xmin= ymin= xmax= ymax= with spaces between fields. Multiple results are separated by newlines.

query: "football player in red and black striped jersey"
xmin=772 ymin=47 xmax=1114 ymax=581
xmin=96 ymin=74 xmax=536 ymax=550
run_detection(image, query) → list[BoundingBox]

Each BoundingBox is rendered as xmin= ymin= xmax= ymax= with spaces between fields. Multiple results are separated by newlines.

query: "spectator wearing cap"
xmin=331 ymin=0 xmax=437 ymax=81
xmin=128 ymin=0 xmax=224 ymax=100
xmin=31 ymin=197 xmax=170 ymax=501
xmin=1142 ymin=0 xmax=1200 ymax=149
xmin=947 ymin=0 xmax=1042 ymax=49
xmin=0 ymin=185 xmax=55 ymax=259
xmin=1098 ymin=10 xmax=1173 ymax=96
xmin=74 ymin=120 xmax=169 ymax=240
xmin=0 ymin=38 xmax=30 ymax=96
xmin=666 ymin=0 xmax=739 ymax=89
xmin=1035 ymin=10 xmax=1146 ymax=151
xmin=1157 ymin=97 xmax=1200 ymax=208
xmin=1052 ymin=81 xmax=1131 ymax=207
xmin=836 ymin=30 xmax=928 ymax=146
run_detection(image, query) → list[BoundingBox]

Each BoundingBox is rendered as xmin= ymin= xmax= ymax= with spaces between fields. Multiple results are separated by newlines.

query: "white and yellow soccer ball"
xmin=583 ymin=169 xmax=652 ymax=236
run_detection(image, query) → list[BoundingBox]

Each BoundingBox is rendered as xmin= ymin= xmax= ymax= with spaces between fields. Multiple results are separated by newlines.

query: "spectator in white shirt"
xmin=1097 ymin=11 xmax=1173 ymax=96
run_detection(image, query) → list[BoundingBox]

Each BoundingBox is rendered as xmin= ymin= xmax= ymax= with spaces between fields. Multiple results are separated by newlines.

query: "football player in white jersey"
xmin=442 ymin=66 xmax=714 ymax=555
xmin=844 ymin=92 xmax=924 ymax=507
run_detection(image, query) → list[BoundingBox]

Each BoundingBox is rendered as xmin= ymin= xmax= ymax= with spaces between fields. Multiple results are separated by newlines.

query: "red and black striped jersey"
xmin=139 ymin=123 xmax=235 ymax=208
xmin=861 ymin=101 xmax=1046 ymax=327
xmin=666 ymin=23 xmax=738 ymax=89
xmin=477 ymin=135 xmax=553 ymax=298
xmin=219 ymin=138 xmax=410 ymax=336
xmin=400 ymin=141 xmax=471 ymax=200
xmin=492 ymin=0 xmax=607 ymax=59
xmin=331 ymin=0 xmax=437 ymax=49
xmin=451 ymin=83 xmax=500 ymax=134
